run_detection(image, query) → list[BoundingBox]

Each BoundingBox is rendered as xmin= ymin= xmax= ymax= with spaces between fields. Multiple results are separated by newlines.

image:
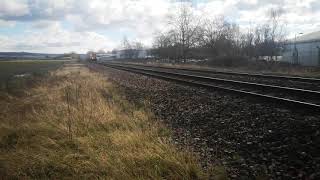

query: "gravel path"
xmin=89 ymin=64 xmax=320 ymax=179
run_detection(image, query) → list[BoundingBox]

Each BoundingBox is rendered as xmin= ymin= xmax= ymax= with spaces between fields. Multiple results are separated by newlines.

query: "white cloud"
xmin=0 ymin=19 xmax=16 ymax=27
xmin=0 ymin=0 xmax=320 ymax=53
xmin=0 ymin=22 xmax=117 ymax=53
xmin=31 ymin=20 xmax=60 ymax=29
xmin=0 ymin=0 xmax=29 ymax=18
xmin=67 ymin=0 xmax=171 ymax=42
xmin=197 ymin=0 xmax=238 ymax=18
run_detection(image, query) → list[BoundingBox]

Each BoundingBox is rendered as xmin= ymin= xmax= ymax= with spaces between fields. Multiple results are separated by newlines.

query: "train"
xmin=87 ymin=52 xmax=97 ymax=61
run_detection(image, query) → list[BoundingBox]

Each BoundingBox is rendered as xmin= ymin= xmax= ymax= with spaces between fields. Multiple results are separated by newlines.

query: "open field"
xmin=0 ymin=60 xmax=67 ymax=81
xmin=0 ymin=63 xmax=217 ymax=179
xmin=0 ymin=60 xmax=67 ymax=92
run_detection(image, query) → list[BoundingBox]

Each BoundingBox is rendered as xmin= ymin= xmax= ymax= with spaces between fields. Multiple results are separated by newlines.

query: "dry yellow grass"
xmin=0 ymin=63 xmax=218 ymax=179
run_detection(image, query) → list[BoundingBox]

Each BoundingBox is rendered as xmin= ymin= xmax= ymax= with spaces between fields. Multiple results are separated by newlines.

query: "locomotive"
xmin=87 ymin=52 xmax=97 ymax=61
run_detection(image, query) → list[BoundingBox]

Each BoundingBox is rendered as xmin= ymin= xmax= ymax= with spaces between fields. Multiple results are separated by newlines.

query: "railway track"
xmin=117 ymin=63 xmax=320 ymax=92
xmin=100 ymin=62 xmax=320 ymax=111
xmin=124 ymin=63 xmax=320 ymax=84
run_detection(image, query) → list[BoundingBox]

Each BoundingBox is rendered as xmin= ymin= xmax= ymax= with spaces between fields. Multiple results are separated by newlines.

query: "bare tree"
xmin=245 ymin=29 xmax=255 ymax=58
xmin=168 ymin=3 xmax=201 ymax=63
xmin=121 ymin=36 xmax=134 ymax=59
xmin=253 ymin=8 xmax=286 ymax=61
xmin=152 ymin=31 xmax=178 ymax=61
xmin=201 ymin=16 xmax=241 ymax=57
xmin=268 ymin=8 xmax=286 ymax=60
xmin=237 ymin=8 xmax=287 ymax=61
xmin=97 ymin=49 xmax=105 ymax=54
xmin=151 ymin=5 xmax=287 ymax=65
xmin=122 ymin=36 xmax=131 ymax=49
xmin=132 ymin=41 xmax=144 ymax=58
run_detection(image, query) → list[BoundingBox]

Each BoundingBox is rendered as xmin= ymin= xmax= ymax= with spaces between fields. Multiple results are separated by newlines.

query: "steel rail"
xmin=102 ymin=63 xmax=320 ymax=111
xmin=104 ymin=63 xmax=320 ymax=99
xmin=119 ymin=62 xmax=320 ymax=83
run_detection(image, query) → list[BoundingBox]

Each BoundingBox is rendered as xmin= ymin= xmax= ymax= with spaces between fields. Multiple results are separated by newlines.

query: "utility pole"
xmin=293 ymin=33 xmax=303 ymax=65
xmin=317 ymin=46 xmax=320 ymax=66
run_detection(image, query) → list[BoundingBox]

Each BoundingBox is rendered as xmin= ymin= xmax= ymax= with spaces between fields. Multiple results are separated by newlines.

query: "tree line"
xmin=150 ymin=5 xmax=287 ymax=63
xmin=119 ymin=36 xmax=145 ymax=59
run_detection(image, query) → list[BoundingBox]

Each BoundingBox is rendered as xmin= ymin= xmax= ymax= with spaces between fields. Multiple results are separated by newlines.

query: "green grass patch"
xmin=0 ymin=60 xmax=66 ymax=92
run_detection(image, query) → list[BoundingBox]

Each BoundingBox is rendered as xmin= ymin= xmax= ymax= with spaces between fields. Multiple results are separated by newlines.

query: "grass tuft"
xmin=0 ymin=63 xmax=218 ymax=179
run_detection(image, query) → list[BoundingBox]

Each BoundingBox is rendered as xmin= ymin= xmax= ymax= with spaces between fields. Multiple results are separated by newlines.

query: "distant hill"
xmin=0 ymin=52 xmax=65 ymax=60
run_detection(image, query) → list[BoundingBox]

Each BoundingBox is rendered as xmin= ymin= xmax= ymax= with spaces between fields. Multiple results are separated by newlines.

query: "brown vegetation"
xmin=0 ymin=63 xmax=212 ymax=179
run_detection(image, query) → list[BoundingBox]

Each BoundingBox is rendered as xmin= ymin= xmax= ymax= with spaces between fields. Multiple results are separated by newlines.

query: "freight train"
xmin=87 ymin=52 xmax=97 ymax=61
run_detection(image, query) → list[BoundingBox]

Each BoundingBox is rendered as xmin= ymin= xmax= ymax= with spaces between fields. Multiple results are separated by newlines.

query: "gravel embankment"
xmin=89 ymin=64 xmax=320 ymax=179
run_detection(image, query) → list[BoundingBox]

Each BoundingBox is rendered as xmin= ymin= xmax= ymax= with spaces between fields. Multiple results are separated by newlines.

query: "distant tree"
xmin=201 ymin=16 xmax=241 ymax=57
xmin=168 ymin=3 xmax=201 ymax=62
xmin=268 ymin=8 xmax=286 ymax=60
xmin=69 ymin=51 xmax=79 ymax=60
xmin=254 ymin=8 xmax=286 ymax=60
xmin=111 ymin=49 xmax=118 ymax=54
xmin=240 ymin=27 xmax=255 ymax=58
xmin=122 ymin=36 xmax=131 ymax=50
xmin=98 ymin=49 xmax=106 ymax=54
xmin=132 ymin=42 xmax=144 ymax=58
xmin=150 ymin=5 xmax=287 ymax=64
xmin=121 ymin=36 xmax=134 ymax=59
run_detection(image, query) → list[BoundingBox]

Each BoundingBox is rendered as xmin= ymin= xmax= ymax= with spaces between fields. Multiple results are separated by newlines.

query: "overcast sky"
xmin=0 ymin=0 xmax=319 ymax=54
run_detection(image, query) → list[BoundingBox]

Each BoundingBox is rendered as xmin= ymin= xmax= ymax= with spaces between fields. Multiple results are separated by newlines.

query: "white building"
xmin=115 ymin=49 xmax=148 ymax=59
xmin=96 ymin=53 xmax=117 ymax=61
xmin=85 ymin=49 xmax=149 ymax=62
xmin=282 ymin=31 xmax=320 ymax=66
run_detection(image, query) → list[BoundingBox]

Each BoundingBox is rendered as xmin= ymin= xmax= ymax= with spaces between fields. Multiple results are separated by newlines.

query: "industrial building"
xmin=115 ymin=49 xmax=148 ymax=59
xmin=281 ymin=31 xmax=320 ymax=66
xmin=85 ymin=49 xmax=149 ymax=62
xmin=96 ymin=52 xmax=117 ymax=61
